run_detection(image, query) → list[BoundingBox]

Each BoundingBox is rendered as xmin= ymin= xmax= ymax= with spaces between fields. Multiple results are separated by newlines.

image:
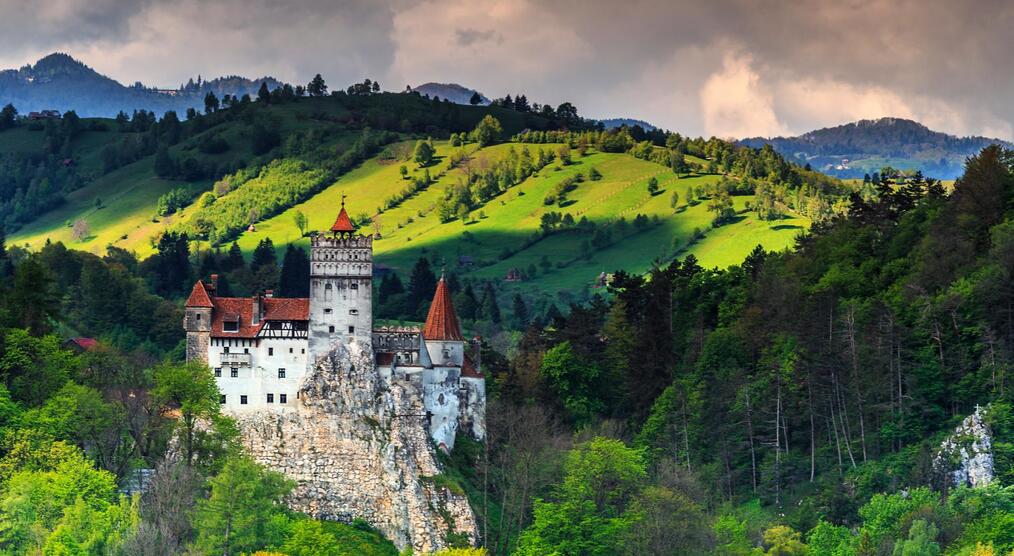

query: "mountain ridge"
xmin=739 ymin=116 xmax=1012 ymax=179
xmin=0 ymin=52 xmax=283 ymax=117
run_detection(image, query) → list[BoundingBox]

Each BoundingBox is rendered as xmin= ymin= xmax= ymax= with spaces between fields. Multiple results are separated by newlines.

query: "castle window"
xmin=244 ymin=348 xmax=249 ymax=354
xmin=267 ymin=393 xmax=274 ymax=403
xmin=324 ymin=308 xmax=332 ymax=314
xmin=224 ymin=319 xmax=239 ymax=332
xmin=220 ymin=395 xmax=226 ymax=404
xmin=301 ymin=349 xmax=305 ymax=354
xmin=329 ymin=325 xmax=335 ymax=333
xmin=278 ymin=369 xmax=286 ymax=379
xmin=268 ymin=347 xmax=274 ymax=356
xmin=289 ymin=347 xmax=293 ymax=353
xmin=214 ymin=368 xmax=221 ymax=377
xmin=230 ymin=368 xmax=238 ymax=378
xmin=224 ymin=346 xmax=230 ymax=354
xmin=280 ymin=394 xmax=287 ymax=404
xmin=196 ymin=313 xmax=201 ymax=321
xmin=240 ymin=395 xmax=248 ymax=405
xmin=348 ymin=326 xmax=355 ymax=334
xmin=349 ymin=309 xmax=358 ymax=315
xmin=351 ymin=283 xmax=359 ymax=290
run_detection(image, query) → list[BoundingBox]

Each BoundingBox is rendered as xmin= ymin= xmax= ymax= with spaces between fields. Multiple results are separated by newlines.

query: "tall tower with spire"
xmin=308 ymin=196 xmax=373 ymax=359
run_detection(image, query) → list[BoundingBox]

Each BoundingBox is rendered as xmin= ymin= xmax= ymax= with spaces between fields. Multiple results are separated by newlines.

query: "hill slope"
xmin=0 ymin=53 xmax=282 ymax=117
xmin=739 ymin=117 xmax=1011 ymax=179
xmin=3 ymin=92 xmax=820 ymax=303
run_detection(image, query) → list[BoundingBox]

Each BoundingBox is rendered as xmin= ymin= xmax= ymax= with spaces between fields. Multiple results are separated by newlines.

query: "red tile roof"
xmin=461 ymin=354 xmax=482 ymax=378
xmin=210 ymin=297 xmax=309 ymax=338
xmin=331 ymin=205 xmax=356 ymax=233
xmin=69 ymin=337 xmax=98 ymax=350
xmin=423 ymin=277 xmax=464 ymax=341
xmin=185 ymin=280 xmax=214 ymax=308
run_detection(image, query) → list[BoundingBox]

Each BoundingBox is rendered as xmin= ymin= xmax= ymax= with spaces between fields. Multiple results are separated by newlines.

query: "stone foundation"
xmin=234 ymin=341 xmax=478 ymax=553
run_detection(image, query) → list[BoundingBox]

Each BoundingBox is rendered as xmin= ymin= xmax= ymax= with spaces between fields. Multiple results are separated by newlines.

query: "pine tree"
xmin=307 ymin=74 xmax=328 ymax=97
xmin=257 ymin=81 xmax=271 ymax=103
xmin=513 ymin=293 xmax=529 ymax=328
xmin=408 ymin=257 xmax=437 ymax=316
xmin=250 ymin=238 xmax=276 ymax=271
xmin=224 ymin=242 xmax=245 ymax=271
xmin=455 ymin=284 xmax=479 ymax=320
xmin=481 ymin=284 xmax=501 ymax=323
xmin=278 ymin=244 xmax=310 ymax=297
xmin=469 ymin=91 xmax=482 ymax=105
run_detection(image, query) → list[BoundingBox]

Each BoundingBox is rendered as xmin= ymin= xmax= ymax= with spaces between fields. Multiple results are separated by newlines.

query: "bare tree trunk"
xmin=845 ymin=304 xmax=868 ymax=462
xmin=774 ymin=371 xmax=782 ymax=506
xmin=808 ymin=380 xmax=816 ymax=481
xmin=745 ymin=387 xmax=758 ymax=492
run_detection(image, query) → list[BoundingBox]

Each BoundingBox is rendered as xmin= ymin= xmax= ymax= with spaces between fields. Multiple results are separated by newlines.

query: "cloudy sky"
xmin=2 ymin=0 xmax=1013 ymax=139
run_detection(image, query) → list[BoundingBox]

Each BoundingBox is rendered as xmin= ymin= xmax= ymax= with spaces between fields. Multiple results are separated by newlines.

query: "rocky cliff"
xmin=235 ymin=341 xmax=478 ymax=553
xmin=934 ymin=405 xmax=995 ymax=488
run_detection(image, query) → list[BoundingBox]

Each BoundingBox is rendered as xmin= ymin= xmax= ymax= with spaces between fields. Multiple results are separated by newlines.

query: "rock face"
xmin=235 ymin=340 xmax=478 ymax=553
xmin=934 ymin=405 xmax=995 ymax=488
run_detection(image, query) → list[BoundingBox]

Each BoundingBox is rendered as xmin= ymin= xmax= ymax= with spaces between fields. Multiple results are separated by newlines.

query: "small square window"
xmin=268 ymin=347 xmax=274 ymax=356
xmin=279 ymin=394 xmax=287 ymax=404
xmin=267 ymin=393 xmax=274 ymax=403
xmin=324 ymin=308 xmax=332 ymax=314
xmin=230 ymin=368 xmax=238 ymax=378
xmin=348 ymin=326 xmax=355 ymax=334
xmin=301 ymin=348 xmax=305 ymax=354
xmin=289 ymin=347 xmax=293 ymax=353
xmin=214 ymin=368 xmax=221 ymax=377
xmin=329 ymin=325 xmax=335 ymax=333
xmin=278 ymin=369 xmax=286 ymax=379
xmin=220 ymin=395 xmax=226 ymax=404
xmin=351 ymin=283 xmax=359 ymax=290
xmin=240 ymin=395 xmax=248 ymax=405
xmin=244 ymin=348 xmax=249 ymax=354
xmin=224 ymin=320 xmax=239 ymax=332
xmin=224 ymin=346 xmax=230 ymax=354
xmin=196 ymin=313 xmax=202 ymax=321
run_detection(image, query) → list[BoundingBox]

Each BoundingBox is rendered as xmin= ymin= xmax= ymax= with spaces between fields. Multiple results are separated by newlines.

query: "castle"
xmin=183 ymin=200 xmax=485 ymax=450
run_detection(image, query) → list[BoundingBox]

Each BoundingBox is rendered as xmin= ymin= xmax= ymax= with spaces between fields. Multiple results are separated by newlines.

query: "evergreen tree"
xmin=224 ymin=241 xmax=245 ymax=271
xmin=408 ymin=257 xmax=437 ymax=316
xmin=481 ymin=283 xmax=501 ymax=323
xmin=257 ymin=81 xmax=271 ymax=103
xmin=250 ymin=238 xmax=276 ymax=272
xmin=8 ymin=256 xmax=59 ymax=335
xmin=307 ymin=74 xmax=328 ymax=97
xmin=379 ymin=272 xmax=404 ymax=297
xmin=153 ymin=144 xmax=176 ymax=178
xmin=278 ymin=244 xmax=310 ymax=297
xmin=455 ymin=284 xmax=479 ymax=320
xmin=513 ymin=293 xmax=529 ymax=328
xmin=203 ymin=92 xmax=219 ymax=114
xmin=0 ymin=103 xmax=17 ymax=130
xmin=154 ymin=231 xmax=191 ymax=296
xmin=469 ymin=91 xmax=482 ymax=105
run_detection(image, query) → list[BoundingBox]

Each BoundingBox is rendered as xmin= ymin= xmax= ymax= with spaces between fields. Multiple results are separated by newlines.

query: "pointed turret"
xmin=185 ymin=280 xmax=214 ymax=307
xmin=330 ymin=194 xmax=356 ymax=235
xmin=423 ymin=274 xmax=464 ymax=341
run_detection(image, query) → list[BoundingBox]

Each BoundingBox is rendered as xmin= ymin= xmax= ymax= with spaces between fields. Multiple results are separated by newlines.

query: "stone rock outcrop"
xmin=235 ymin=341 xmax=478 ymax=553
xmin=934 ymin=405 xmax=995 ymax=488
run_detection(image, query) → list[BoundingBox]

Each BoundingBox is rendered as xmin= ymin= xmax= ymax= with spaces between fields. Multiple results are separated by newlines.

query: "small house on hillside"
xmin=63 ymin=337 xmax=98 ymax=352
xmin=504 ymin=268 xmax=523 ymax=282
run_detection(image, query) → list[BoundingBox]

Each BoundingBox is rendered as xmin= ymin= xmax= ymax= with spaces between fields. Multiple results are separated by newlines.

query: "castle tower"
xmin=308 ymin=198 xmax=373 ymax=360
xmin=183 ymin=277 xmax=215 ymax=362
xmin=422 ymin=273 xmax=465 ymax=367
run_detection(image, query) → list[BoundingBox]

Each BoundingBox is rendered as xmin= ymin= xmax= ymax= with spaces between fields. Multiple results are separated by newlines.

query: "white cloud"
xmin=388 ymin=0 xmax=590 ymax=101
xmin=699 ymin=53 xmax=788 ymax=139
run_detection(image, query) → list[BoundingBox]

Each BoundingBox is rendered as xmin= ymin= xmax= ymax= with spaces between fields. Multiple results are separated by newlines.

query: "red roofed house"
xmin=184 ymin=198 xmax=484 ymax=450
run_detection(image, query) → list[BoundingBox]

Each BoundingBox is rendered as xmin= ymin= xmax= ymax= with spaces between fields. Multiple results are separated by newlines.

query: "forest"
xmin=0 ymin=76 xmax=1013 ymax=554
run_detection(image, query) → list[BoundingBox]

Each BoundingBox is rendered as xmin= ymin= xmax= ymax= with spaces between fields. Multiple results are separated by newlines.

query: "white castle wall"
xmin=209 ymin=336 xmax=309 ymax=411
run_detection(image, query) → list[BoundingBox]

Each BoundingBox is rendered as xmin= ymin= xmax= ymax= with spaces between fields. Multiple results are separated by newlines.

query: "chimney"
xmin=252 ymin=291 xmax=262 ymax=325
xmin=209 ymin=274 xmax=219 ymax=295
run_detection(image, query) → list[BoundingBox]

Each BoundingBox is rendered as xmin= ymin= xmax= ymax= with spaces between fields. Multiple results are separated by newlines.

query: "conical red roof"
xmin=186 ymin=280 xmax=214 ymax=308
xmin=330 ymin=203 xmax=355 ymax=233
xmin=423 ymin=277 xmax=464 ymax=341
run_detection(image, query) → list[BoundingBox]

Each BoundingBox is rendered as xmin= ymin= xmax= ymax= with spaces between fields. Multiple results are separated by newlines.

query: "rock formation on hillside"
xmin=934 ymin=405 xmax=995 ymax=488
xmin=235 ymin=340 xmax=478 ymax=553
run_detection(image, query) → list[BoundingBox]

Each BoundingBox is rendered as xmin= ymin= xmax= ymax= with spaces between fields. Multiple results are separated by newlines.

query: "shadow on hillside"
xmin=771 ymin=224 xmax=803 ymax=231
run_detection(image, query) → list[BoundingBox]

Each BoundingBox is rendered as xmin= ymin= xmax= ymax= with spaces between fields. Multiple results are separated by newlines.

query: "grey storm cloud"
xmin=1 ymin=0 xmax=1013 ymax=138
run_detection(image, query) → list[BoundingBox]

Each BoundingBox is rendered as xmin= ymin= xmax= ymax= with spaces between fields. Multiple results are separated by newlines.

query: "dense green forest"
xmin=1 ymin=76 xmax=1014 ymax=554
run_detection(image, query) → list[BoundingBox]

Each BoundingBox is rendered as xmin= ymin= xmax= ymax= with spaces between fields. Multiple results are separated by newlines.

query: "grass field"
xmin=5 ymin=97 xmax=811 ymax=300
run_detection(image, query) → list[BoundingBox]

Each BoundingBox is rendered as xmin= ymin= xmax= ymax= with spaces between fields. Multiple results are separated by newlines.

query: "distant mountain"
xmin=410 ymin=82 xmax=489 ymax=105
xmin=0 ymin=53 xmax=283 ymax=118
xmin=598 ymin=118 xmax=657 ymax=131
xmin=739 ymin=117 xmax=1012 ymax=180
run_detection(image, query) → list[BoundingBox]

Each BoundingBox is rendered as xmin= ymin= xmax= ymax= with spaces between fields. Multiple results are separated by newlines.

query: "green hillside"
xmin=4 ymin=92 xmax=822 ymax=302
